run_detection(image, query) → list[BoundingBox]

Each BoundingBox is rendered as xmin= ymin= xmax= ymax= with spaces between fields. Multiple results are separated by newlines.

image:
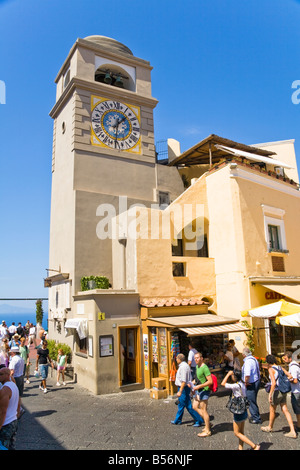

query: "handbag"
xmin=226 ymin=383 xmax=250 ymax=415
xmin=265 ymin=382 xmax=271 ymax=393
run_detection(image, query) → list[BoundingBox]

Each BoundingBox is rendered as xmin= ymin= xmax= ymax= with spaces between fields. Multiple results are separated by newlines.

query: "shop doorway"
xmin=120 ymin=327 xmax=138 ymax=385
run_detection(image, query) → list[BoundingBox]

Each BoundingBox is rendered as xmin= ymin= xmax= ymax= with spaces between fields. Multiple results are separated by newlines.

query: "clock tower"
xmin=48 ymin=35 xmax=183 ymax=306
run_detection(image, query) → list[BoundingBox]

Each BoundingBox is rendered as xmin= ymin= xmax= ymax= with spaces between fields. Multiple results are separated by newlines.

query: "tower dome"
xmin=84 ymin=35 xmax=133 ymax=56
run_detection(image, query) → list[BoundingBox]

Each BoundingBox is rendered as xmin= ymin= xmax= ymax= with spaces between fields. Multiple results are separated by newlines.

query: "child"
xmin=221 ymin=370 xmax=260 ymax=450
xmin=56 ymin=349 xmax=66 ymax=386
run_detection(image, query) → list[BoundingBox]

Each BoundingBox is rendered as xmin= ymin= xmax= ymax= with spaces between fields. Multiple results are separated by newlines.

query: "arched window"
xmin=94 ymin=64 xmax=135 ymax=91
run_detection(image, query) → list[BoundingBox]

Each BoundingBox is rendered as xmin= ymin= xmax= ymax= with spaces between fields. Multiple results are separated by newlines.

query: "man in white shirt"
xmin=0 ymin=322 xmax=8 ymax=341
xmin=282 ymin=351 xmax=300 ymax=431
xmin=187 ymin=343 xmax=198 ymax=379
xmin=242 ymin=347 xmax=261 ymax=424
xmin=8 ymin=322 xmax=17 ymax=340
xmin=171 ymin=353 xmax=204 ymax=426
xmin=0 ymin=367 xmax=20 ymax=450
xmin=9 ymin=347 xmax=24 ymax=398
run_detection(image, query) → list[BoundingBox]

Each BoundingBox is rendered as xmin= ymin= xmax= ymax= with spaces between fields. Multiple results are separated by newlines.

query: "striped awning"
xmin=180 ymin=322 xmax=250 ymax=337
xmin=149 ymin=314 xmax=238 ymax=328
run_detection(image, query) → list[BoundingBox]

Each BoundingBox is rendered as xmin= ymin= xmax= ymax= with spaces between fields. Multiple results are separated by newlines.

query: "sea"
xmin=1 ymin=312 xmax=48 ymax=331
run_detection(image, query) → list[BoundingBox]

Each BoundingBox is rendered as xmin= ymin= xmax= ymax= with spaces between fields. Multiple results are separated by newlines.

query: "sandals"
xmin=261 ymin=426 xmax=273 ymax=433
xmin=284 ymin=431 xmax=297 ymax=439
xmin=197 ymin=430 xmax=211 ymax=437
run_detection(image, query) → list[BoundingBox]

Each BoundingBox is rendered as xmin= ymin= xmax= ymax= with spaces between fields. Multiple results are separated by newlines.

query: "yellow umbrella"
xmin=241 ymin=299 xmax=300 ymax=324
xmin=275 ymin=299 xmax=300 ymax=325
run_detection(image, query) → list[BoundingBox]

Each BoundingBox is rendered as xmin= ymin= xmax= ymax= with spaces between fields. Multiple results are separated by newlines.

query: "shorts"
xmin=57 ymin=365 xmax=65 ymax=371
xmin=291 ymin=392 xmax=300 ymax=415
xmin=196 ymin=389 xmax=211 ymax=401
xmin=233 ymin=410 xmax=248 ymax=423
xmin=0 ymin=419 xmax=18 ymax=450
xmin=39 ymin=364 xmax=49 ymax=380
xmin=271 ymin=390 xmax=287 ymax=406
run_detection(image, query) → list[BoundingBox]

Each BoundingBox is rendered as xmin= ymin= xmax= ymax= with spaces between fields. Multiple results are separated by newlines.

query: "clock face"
xmin=91 ymin=98 xmax=141 ymax=152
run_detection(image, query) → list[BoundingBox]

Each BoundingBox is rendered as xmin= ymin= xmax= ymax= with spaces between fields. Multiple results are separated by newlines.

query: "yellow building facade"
xmin=46 ymin=36 xmax=300 ymax=395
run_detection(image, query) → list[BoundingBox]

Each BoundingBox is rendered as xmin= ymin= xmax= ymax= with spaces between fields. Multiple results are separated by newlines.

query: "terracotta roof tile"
xmin=140 ymin=297 xmax=209 ymax=307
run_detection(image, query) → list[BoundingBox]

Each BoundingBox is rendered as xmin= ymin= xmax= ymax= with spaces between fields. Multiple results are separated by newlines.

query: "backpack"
xmin=195 ymin=368 xmax=218 ymax=393
xmin=274 ymin=366 xmax=291 ymax=394
xmin=209 ymin=374 xmax=218 ymax=393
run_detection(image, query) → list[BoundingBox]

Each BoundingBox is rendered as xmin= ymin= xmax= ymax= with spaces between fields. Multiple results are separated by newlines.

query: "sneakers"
xmin=39 ymin=385 xmax=44 ymax=391
xmin=26 ymin=380 xmax=30 ymax=384
xmin=43 ymin=388 xmax=48 ymax=394
xmin=56 ymin=382 xmax=61 ymax=386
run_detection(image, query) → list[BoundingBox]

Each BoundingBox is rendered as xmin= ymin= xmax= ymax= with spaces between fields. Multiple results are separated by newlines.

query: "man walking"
xmin=187 ymin=342 xmax=198 ymax=379
xmin=9 ymin=347 xmax=25 ymax=398
xmin=0 ymin=367 xmax=20 ymax=450
xmin=242 ymin=347 xmax=261 ymax=424
xmin=192 ymin=352 xmax=213 ymax=437
xmin=171 ymin=353 xmax=204 ymax=427
xmin=282 ymin=351 xmax=300 ymax=431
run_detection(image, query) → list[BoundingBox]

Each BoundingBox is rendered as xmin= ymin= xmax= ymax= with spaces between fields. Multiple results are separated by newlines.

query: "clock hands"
xmin=114 ymin=115 xmax=126 ymax=148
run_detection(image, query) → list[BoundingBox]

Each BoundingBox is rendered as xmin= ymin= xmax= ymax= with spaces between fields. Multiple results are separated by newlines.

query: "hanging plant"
xmin=241 ymin=320 xmax=255 ymax=353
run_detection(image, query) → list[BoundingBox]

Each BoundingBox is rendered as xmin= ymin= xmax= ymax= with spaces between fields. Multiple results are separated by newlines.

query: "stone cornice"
xmin=55 ymin=38 xmax=152 ymax=84
xmin=49 ymin=76 xmax=158 ymax=119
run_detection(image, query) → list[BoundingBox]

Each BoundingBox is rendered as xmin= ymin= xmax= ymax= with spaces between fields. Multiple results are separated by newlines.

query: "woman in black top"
xmin=35 ymin=340 xmax=53 ymax=394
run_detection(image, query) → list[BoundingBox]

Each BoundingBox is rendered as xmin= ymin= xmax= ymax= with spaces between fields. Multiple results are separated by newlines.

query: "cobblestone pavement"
xmin=15 ymin=364 xmax=299 ymax=452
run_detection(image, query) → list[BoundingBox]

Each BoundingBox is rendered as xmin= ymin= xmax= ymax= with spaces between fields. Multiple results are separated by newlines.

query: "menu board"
xmin=99 ymin=335 xmax=114 ymax=357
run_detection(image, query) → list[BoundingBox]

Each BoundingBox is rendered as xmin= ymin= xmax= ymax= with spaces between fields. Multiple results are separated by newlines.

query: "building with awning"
xmin=139 ymin=298 xmax=250 ymax=395
xmin=45 ymin=32 xmax=300 ymax=396
xmin=242 ymin=279 xmax=300 ymax=357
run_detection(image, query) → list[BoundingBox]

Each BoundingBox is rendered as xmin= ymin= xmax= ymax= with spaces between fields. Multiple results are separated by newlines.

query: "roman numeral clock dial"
xmin=91 ymin=97 xmax=141 ymax=153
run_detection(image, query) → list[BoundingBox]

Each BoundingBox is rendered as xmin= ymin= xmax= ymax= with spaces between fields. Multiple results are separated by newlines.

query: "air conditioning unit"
xmin=274 ymin=166 xmax=284 ymax=177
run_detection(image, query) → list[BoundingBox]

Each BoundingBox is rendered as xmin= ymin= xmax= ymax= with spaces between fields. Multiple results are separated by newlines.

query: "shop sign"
xmin=98 ymin=311 xmax=105 ymax=320
xmin=265 ymin=291 xmax=285 ymax=300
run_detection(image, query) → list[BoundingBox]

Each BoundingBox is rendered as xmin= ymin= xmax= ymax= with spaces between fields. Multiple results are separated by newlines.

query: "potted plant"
xmin=80 ymin=275 xmax=110 ymax=291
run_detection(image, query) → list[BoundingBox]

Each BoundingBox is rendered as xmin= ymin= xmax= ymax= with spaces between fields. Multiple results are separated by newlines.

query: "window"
xmin=172 ymin=262 xmax=186 ymax=277
xmin=268 ymin=225 xmax=281 ymax=251
xmin=63 ymin=68 xmax=70 ymax=89
xmin=158 ymin=191 xmax=170 ymax=208
xmin=172 ymin=238 xmax=183 ymax=256
xmin=197 ymin=234 xmax=209 ymax=258
xmin=261 ymin=205 xmax=288 ymax=254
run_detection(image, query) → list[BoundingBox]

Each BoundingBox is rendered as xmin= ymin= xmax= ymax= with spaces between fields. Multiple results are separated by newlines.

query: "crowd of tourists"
xmin=0 ymin=319 xmax=67 ymax=450
xmin=172 ymin=342 xmax=300 ymax=450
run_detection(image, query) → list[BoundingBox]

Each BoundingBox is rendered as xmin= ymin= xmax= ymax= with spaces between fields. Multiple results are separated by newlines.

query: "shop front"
xmin=141 ymin=299 xmax=250 ymax=396
xmin=243 ymin=279 xmax=300 ymax=361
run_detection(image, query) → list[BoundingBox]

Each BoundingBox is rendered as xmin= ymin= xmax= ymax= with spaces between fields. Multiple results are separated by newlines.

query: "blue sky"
xmin=0 ymin=0 xmax=300 ymax=310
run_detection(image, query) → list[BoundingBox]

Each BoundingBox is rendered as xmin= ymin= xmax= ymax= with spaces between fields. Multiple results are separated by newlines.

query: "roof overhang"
xmin=168 ymin=134 xmax=276 ymax=167
xmin=44 ymin=273 xmax=69 ymax=288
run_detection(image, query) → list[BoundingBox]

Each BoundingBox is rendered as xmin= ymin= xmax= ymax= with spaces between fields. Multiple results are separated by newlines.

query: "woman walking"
xmin=261 ymin=354 xmax=297 ymax=438
xmin=221 ymin=370 xmax=260 ymax=450
xmin=35 ymin=340 xmax=54 ymax=394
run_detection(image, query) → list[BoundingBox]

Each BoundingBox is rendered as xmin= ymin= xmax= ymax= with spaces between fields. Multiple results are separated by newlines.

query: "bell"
xmin=114 ymin=75 xmax=124 ymax=88
xmin=104 ymin=72 xmax=112 ymax=84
